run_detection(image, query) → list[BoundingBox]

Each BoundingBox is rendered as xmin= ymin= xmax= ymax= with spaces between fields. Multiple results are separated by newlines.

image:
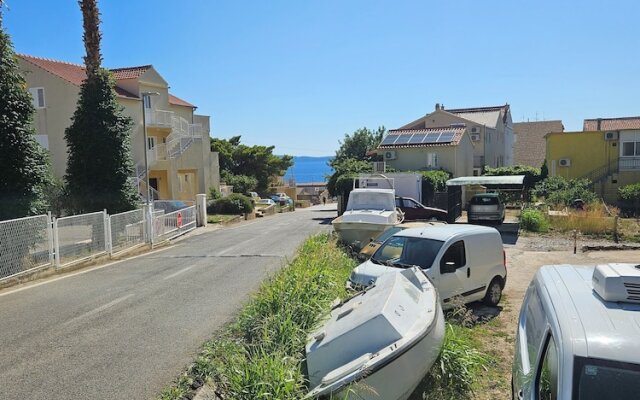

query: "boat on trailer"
xmin=305 ymin=267 xmax=445 ymax=400
xmin=332 ymin=177 xmax=404 ymax=250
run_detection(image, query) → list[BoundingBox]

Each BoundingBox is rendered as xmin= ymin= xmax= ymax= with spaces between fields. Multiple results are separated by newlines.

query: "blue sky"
xmin=5 ymin=0 xmax=640 ymax=156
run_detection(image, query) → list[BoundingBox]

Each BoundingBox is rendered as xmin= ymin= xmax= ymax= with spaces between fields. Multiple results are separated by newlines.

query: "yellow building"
xmin=18 ymin=54 xmax=220 ymax=201
xmin=545 ymin=117 xmax=640 ymax=203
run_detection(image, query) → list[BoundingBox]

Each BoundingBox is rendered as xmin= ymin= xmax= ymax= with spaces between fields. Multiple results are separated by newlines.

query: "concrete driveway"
xmin=0 ymin=205 xmax=335 ymax=400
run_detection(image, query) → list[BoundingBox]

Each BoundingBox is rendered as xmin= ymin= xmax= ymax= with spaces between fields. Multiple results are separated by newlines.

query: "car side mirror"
xmin=442 ymin=261 xmax=456 ymax=274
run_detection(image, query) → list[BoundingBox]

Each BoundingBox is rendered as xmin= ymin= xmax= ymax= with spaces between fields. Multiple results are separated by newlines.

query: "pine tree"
xmin=0 ymin=4 xmax=52 ymax=220
xmin=65 ymin=0 xmax=137 ymax=213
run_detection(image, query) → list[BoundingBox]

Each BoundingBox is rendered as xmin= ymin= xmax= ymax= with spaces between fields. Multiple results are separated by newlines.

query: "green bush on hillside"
xmin=207 ymin=193 xmax=254 ymax=215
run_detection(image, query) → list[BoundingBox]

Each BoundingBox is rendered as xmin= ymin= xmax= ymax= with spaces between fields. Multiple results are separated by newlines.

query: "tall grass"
xmin=548 ymin=202 xmax=616 ymax=235
xmin=159 ymin=234 xmax=356 ymax=400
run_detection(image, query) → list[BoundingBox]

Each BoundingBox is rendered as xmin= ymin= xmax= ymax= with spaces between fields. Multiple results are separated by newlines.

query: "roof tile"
xmin=583 ymin=117 xmax=640 ymax=131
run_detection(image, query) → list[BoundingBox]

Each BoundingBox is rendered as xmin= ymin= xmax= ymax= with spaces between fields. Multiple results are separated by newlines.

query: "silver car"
xmin=512 ymin=263 xmax=640 ymax=400
xmin=468 ymin=193 xmax=505 ymax=225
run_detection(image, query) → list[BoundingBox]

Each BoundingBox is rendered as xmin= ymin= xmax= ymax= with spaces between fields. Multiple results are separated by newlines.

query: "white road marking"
xmin=64 ymin=294 xmax=134 ymax=326
xmin=0 ymin=247 xmax=171 ymax=298
xmin=163 ymin=265 xmax=197 ymax=280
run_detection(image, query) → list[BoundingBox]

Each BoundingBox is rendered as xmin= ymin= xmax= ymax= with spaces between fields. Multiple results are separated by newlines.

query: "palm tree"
xmin=79 ymin=0 xmax=102 ymax=78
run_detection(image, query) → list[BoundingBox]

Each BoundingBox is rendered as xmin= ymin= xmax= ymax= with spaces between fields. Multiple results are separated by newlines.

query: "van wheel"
xmin=484 ymin=278 xmax=502 ymax=306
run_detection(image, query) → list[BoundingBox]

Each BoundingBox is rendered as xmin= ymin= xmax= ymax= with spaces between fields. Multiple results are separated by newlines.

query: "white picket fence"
xmin=0 ymin=203 xmax=200 ymax=283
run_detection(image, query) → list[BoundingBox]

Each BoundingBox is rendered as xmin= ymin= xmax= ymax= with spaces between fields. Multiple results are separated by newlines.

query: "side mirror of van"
xmin=442 ymin=261 xmax=456 ymax=274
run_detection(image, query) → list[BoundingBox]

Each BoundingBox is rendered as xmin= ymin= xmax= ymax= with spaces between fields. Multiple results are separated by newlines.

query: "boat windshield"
xmin=371 ymin=236 xmax=444 ymax=269
xmin=573 ymin=357 xmax=640 ymax=400
xmin=346 ymin=192 xmax=395 ymax=211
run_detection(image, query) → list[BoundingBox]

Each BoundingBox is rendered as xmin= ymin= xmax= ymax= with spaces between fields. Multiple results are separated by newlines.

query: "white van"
xmin=348 ymin=225 xmax=506 ymax=307
xmin=512 ymin=264 xmax=640 ymax=400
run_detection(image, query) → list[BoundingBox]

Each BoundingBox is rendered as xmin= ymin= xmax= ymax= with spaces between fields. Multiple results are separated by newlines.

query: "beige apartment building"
xmin=18 ymin=54 xmax=219 ymax=201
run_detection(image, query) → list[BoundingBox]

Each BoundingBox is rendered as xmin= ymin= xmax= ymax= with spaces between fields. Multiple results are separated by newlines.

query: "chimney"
xmin=435 ymin=103 xmax=441 ymax=111
xmin=596 ymin=118 xmax=602 ymax=131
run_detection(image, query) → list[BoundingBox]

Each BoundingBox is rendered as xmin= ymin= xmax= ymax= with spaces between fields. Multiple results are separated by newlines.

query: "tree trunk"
xmin=79 ymin=0 xmax=102 ymax=79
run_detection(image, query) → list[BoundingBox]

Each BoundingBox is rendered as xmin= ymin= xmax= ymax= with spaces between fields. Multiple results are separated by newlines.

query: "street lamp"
xmin=141 ymin=91 xmax=160 ymax=203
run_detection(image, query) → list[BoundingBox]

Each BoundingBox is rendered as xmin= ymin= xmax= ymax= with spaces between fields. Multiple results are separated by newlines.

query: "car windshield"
xmin=374 ymin=227 xmax=404 ymax=243
xmin=471 ymin=195 xmax=499 ymax=205
xmin=371 ymin=236 xmax=444 ymax=269
xmin=574 ymin=357 xmax=640 ymax=400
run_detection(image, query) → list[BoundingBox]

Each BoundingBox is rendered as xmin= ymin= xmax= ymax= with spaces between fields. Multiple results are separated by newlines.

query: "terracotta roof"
xmin=379 ymin=127 xmax=466 ymax=149
xmin=18 ymin=54 xmax=149 ymax=100
xmin=513 ymin=120 xmax=564 ymax=168
xmin=583 ymin=117 xmax=640 ymax=131
xmin=168 ymin=94 xmax=195 ymax=108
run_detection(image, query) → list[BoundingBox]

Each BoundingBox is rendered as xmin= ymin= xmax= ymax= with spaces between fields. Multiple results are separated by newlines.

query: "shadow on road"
xmin=496 ymin=222 xmax=520 ymax=245
xmin=312 ymin=217 xmax=333 ymax=225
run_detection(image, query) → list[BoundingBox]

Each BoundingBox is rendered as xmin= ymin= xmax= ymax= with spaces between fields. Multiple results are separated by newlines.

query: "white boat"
xmin=305 ymin=267 xmax=445 ymax=400
xmin=332 ymin=187 xmax=403 ymax=250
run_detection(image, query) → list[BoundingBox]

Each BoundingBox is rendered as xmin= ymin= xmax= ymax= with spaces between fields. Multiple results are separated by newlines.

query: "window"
xmin=143 ymin=95 xmax=152 ymax=109
xmin=621 ymin=142 xmax=640 ymax=156
xmin=372 ymin=236 xmax=444 ymax=269
xmin=147 ymin=136 xmax=156 ymax=150
xmin=403 ymin=199 xmax=419 ymax=208
xmin=427 ymin=153 xmax=438 ymax=168
xmin=34 ymin=134 xmax=49 ymax=150
xmin=28 ymin=87 xmax=46 ymax=108
xmin=537 ymin=334 xmax=558 ymax=400
xmin=439 ymin=240 xmax=466 ymax=272
xmin=573 ymin=357 xmax=640 ymax=400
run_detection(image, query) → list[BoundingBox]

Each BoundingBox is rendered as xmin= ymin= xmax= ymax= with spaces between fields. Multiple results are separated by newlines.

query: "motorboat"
xmin=332 ymin=187 xmax=403 ymax=250
xmin=305 ymin=267 xmax=445 ymax=400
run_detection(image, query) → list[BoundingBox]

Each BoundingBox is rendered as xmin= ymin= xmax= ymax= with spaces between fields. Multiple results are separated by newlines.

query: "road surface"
xmin=0 ymin=205 xmax=335 ymax=400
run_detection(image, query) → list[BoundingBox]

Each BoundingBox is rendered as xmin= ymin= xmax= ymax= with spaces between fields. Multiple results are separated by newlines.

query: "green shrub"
xmin=207 ymin=186 xmax=222 ymax=201
xmin=520 ymin=208 xmax=549 ymax=232
xmin=207 ymin=193 xmax=254 ymax=214
xmin=533 ymin=176 xmax=597 ymax=206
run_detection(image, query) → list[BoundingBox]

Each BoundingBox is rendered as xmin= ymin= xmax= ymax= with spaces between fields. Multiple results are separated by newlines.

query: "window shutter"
xmin=28 ymin=88 xmax=38 ymax=108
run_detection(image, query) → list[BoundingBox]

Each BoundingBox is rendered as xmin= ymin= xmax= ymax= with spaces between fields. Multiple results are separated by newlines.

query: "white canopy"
xmin=446 ymin=175 xmax=526 ymax=186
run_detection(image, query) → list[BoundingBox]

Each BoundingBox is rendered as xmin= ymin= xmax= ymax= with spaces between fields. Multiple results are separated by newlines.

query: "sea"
xmin=283 ymin=156 xmax=333 ymax=184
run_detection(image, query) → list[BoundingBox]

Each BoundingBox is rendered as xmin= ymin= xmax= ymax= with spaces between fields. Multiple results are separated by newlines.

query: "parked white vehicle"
xmin=306 ymin=267 xmax=445 ymax=400
xmin=512 ymin=263 xmax=640 ymax=400
xmin=348 ymin=224 xmax=506 ymax=307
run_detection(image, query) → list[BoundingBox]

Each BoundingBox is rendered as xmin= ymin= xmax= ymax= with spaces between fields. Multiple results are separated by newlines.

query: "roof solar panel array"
xmin=380 ymin=130 xmax=458 ymax=146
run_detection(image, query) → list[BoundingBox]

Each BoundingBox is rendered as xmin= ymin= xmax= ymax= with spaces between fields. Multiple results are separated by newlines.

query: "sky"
xmin=4 ymin=0 xmax=640 ymax=156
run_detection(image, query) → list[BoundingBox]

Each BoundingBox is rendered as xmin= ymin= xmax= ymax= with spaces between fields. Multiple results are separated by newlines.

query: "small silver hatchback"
xmin=468 ymin=193 xmax=505 ymax=225
xmin=512 ymin=264 xmax=640 ymax=400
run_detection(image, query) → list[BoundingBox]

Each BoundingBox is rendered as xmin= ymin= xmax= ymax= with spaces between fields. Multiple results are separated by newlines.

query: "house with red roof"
xmin=18 ymin=54 xmax=219 ymax=201
xmin=378 ymin=103 xmax=514 ymax=177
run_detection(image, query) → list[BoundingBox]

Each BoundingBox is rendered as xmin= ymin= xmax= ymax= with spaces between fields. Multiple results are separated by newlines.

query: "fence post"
xmin=47 ymin=212 xmax=54 ymax=265
xmin=53 ymin=217 xmax=60 ymax=268
xmin=196 ymin=193 xmax=207 ymax=227
xmin=144 ymin=203 xmax=154 ymax=245
xmin=103 ymin=210 xmax=111 ymax=255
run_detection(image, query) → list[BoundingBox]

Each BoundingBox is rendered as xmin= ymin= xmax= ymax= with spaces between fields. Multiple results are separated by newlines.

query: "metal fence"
xmin=0 ymin=202 xmax=201 ymax=283
xmin=109 ymin=209 xmax=146 ymax=254
xmin=0 ymin=214 xmax=53 ymax=280
xmin=153 ymin=205 xmax=197 ymax=242
xmin=54 ymin=211 xmax=107 ymax=267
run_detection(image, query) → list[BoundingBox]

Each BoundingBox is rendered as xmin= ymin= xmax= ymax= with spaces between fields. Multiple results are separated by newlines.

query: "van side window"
xmin=525 ymin=286 xmax=547 ymax=370
xmin=537 ymin=334 xmax=558 ymax=400
xmin=440 ymin=240 xmax=466 ymax=272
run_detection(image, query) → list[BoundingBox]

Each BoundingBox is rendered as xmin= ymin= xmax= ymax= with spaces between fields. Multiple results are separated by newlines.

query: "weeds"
xmin=158 ymin=233 xmax=355 ymax=400
xmin=520 ymin=208 xmax=549 ymax=232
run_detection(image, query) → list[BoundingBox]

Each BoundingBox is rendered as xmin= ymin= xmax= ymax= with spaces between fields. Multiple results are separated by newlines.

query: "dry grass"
xmin=547 ymin=203 xmax=616 ymax=235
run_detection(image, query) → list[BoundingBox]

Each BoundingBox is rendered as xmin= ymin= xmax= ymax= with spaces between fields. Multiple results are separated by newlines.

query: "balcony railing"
xmin=620 ymin=158 xmax=640 ymax=170
xmin=146 ymin=109 xmax=174 ymax=127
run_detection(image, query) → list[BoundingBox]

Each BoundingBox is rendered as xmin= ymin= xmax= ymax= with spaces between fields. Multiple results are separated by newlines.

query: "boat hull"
xmin=309 ymin=303 xmax=445 ymax=400
xmin=332 ymin=218 xmax=396 ymax=250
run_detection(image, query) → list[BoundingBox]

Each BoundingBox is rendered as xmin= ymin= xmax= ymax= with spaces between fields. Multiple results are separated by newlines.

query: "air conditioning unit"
xmin=471 ymin=127 xmax=479 ymax=133
xmin=372 ymin=161 xmax=386 ymax=173
xmin=559 ymin=158 xmax=571 ymax=167
xmin=592 ymin=264 xmax=640 ymax=303
xmin=384 ymin=151 xmax=396 ymax=160
xmin=471 ymin=134 xmax=480 ymax=142
xmin=605 ymin=131 xmax=619 ymax=141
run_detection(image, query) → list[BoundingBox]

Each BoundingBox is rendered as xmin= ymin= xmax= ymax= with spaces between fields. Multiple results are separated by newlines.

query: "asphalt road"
xmin=0 ymin=205 xmax=335 ymax=400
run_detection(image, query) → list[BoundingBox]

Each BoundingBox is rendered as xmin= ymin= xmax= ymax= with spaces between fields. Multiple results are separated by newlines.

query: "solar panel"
xmin=437 ymin=131 xmax=456 ymax=142
xmin=409 ymin=133 xmax=427 ymax=144
xmin=394 ymin=134 xmax=413 ymax=145
xmin=423 ymin=132 xmax=440 ymax=143
xmin=380 ymin=134 xmax=399 ymax=145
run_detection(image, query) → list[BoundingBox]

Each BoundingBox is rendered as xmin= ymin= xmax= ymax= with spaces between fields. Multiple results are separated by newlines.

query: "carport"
xmin=446 ymin=175 xmax=526 ymax=207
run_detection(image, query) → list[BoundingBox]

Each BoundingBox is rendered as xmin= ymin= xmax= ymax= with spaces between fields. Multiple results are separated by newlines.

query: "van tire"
xmin=484 ymin=277 xmax=503 ymax=306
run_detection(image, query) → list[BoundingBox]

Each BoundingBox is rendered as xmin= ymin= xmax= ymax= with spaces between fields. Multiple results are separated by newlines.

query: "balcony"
xmin=145 ymin=109 xmax=174 ymax=128
xmin=620 ymin=157 xmax=640 ymax=171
